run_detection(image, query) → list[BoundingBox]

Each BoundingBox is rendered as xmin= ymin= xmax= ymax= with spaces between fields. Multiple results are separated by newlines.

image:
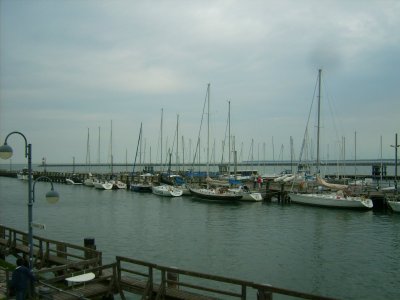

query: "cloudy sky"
xmin=1 ymin=0 xmax=399 ymax=165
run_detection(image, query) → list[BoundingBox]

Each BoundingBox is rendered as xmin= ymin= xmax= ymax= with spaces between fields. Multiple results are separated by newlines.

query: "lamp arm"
xmin=32 ymin=176 xmax=56 ymax=202
xmin=4 ymin=131 xmax=29 ymax=157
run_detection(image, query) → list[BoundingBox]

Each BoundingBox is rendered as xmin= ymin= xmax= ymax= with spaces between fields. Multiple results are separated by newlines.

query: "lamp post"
xmin=0 ymin=131 xmax=59 ymax=269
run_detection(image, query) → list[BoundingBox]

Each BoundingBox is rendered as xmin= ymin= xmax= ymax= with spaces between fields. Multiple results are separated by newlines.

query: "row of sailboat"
xmin=72 ymin=74 xmax=397 ymax=209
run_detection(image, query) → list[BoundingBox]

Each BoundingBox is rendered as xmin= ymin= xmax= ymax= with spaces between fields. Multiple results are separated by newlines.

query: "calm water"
xmin=1 ymin=176 xmax=399 ymax=300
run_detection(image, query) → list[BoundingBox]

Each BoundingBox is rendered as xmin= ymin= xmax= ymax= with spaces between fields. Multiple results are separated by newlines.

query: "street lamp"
xmin=0 ymin=131 xmax=59 ymax=269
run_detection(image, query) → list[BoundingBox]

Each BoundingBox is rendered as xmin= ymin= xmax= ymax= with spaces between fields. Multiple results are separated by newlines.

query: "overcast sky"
xmin=1 ymin=0 xmax=399 ymax=165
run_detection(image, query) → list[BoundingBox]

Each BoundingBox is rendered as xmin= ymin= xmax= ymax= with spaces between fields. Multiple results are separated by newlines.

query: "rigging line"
xmin=192 ymin=84 xmax=209 ymax=167
xmin=221 ymin=108 xmax=230 ymax=164
xmin=323 ymin=75 xmax=342 ymax=151
xmin=132 ymin=122 xmax=142 ymax=175
xmin=297 ymin=71 xmax=319 ymax=167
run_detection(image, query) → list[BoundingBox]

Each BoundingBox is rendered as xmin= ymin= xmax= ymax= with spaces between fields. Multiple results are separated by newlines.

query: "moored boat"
xmin=388 ymin=200 xmax=400 ymax=212
xmin=228 ymin=186 xmax=262 ymax=202
xmin=289 ymin=191 xmax=373 ymax=209
xmin=152 ymin=184 xmax=183 ymax=197
xmin=66 ymin=178 xmax=83 ymax=185
xmin=189 ymin=187 xmax=242 ymax=201
xmin=131 ymin=182 xmax=153 ymax=193
xmin=93 ymin=181 xmax=113 ymax=190
xmin=111 ymin=180 xmax=127 ymax=189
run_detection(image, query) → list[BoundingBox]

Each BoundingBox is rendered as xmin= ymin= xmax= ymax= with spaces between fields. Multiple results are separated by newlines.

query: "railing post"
xmin=167 ymin=268 xmax=179 ymax=289
xmin=241 ymin=285 xmax=246 ymax=300
xmin=257 ymin=289 xmax=273 ymax=300
xmin=56 ymin=242 xmax=66 ymax=259
xmin=0 ymin=226 xmax=5 ymax=260
xmin=149 ymin=266 xmax=153 ymax=296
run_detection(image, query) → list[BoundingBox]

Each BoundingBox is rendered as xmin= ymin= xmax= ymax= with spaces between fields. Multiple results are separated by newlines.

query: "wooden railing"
xmin=116 ymin=256 xmax=338 ymax=300
xmin=0 ymin=225 xmax=102 ymax=269
xmin=1 ymin=225 xmax=339 ymax=299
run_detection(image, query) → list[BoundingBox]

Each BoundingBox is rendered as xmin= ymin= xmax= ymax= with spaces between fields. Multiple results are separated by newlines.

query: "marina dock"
xmin=0 ymin=168 xmax=393 ymax=210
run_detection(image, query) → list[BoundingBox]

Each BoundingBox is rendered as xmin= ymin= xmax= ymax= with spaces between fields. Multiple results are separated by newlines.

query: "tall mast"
xmin=228 ymin=100 xmax=231 ymax=176
xmin=176 ymin=114 xmax=179 ymax=171
xmin=98 ymin=126 xmax=101 ymax=164
xmin=354 ymin=131 xmax=357 ymax=180
xmin=207 ymin=83 xmax=210 ymax=177
xmin=110 ymin=120 xmax=113 ymax=174
xmin=316 ymin=69 xmax=322 ymax=174
xmin=132 ymin=122 xmax=142 ymax=175
xmin=160 ymin=108 xmax=163 ymax=166
xmin=86 ymin=128 xmax=90 ymax=172
xmin=391 ymin=133 xmax=399 ymax=190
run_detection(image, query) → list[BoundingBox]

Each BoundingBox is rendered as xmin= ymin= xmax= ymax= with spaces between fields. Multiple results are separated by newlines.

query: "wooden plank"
xmin=46 ymin=282 xmax=111 ymax=300
xmin=119 ymin=276 xmax=219 ymax=300
xmin=0 ymin=238 xmax=9 ymax=246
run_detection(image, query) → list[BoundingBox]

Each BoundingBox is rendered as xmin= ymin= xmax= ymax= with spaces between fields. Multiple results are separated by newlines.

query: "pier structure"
xmin=0 ymin=225 xmax=338 ymax=300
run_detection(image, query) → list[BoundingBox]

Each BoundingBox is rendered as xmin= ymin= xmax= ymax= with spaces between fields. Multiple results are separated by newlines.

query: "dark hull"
xmin=131 ymin=184 xmax=152 ymax=193
xmin=189 ymin=188 xmax=243 ymax=201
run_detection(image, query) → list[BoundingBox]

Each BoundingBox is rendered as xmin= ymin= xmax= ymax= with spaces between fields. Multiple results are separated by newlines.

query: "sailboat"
xmin=227 ymin=139 xmax=262 ymax=202
xmin=288 ymin=69 xmax=373 ymax=209
xmin=131 ymin=123 xmax=153 ymax=192
xmin=189 ymin=84 xmax=242 ymax=201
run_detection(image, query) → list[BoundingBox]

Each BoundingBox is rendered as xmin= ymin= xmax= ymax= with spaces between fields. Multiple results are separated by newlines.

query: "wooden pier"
xmin=0 ymin=225 xmax=338 ymax=300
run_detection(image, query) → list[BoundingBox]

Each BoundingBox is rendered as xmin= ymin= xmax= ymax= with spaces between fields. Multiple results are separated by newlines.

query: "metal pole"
xmin=27 ymin=143 xmax=33 ymax=270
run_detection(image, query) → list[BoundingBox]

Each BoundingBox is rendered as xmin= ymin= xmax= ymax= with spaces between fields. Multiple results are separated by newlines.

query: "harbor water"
xmin=0 ymin=176 xmax=399 ymax=299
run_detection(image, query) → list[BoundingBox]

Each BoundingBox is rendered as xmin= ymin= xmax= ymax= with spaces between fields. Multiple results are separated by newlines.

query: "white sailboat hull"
xmin=93 ymin=181 xmax=113 ymax=190
xmin=388 ymin=200 xmax=400 ymax=212
xmin=228 ymin=187 xmax=263 ymax=201
xmin=289 ymin=192 xmax=373 ymax=209
xmin=240 ymin=192 xmax=263 ymax=202
xmin=84 ymin=178 xmax=95 ymax=187
xmin=152 ymin=185 xmax=183 ymax=197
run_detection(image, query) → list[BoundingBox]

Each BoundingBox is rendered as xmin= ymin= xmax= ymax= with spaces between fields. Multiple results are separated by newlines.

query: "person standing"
xmin=10 ymin=258 xmax=35 ymax=300
xmin=257 ymin=175 xmax=263 ymax=190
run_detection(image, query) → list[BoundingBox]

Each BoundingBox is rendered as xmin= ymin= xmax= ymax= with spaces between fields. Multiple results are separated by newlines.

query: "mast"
xmin=316 ymin=68 xmax=322 ymax=174
xmin=160 ymin=108 xmax=163 ymax=166
xmin=110 ymin=120 xmax=113 ymax=175
xmin=176 ymin=114 xmax=179 ymax=172
xmin=86 ymin=128 xmax=91 ymax=172
xmin=98 ymin=126 xmax=101 ymax=164
xmin=391 ymin=133 xmax=399 ymax=190
xmin=380 ymin=135 xmax=383 ymax=183
xmin=132 ymin=122 xmax=142 ymax=175
xmin=182 ymin=136 xmax=185 ymax=171
xmin=228 ymin=100 xmax=231 ymax=176
xmin=207 ymin=83 xmax=210 ymax=177
xmin=354 ymin=131 xmax=357 ymax=181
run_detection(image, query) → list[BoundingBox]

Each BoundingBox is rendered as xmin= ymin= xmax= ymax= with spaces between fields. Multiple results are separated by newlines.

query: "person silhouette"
xmin=10 ymin=258 xmax=35 ymax=300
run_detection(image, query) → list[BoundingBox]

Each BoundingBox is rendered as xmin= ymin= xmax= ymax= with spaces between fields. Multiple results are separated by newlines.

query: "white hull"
xmin=240 ymin=192 xmax=263 ymax=201
xmin=93 ymin=181 xmax=113 ymax=190
xmin=228 ymin=187 xmax=263 ymax=202
xmin=152 ymin=185 xmax=183 ymax=197
xmin=289 ymin=192 xmax=373 ymax=209
xmin=17 ymin=173 xmax=30 ymax=181
xmin=84 ymin=178 xmax=95 ymax=187
xmin=66 ymin=178 xmax=83 ymax=185
xmin=112 ymin=180 xmax=127 ymax=189
xmin=176 ymin=186 xmax=191 ymax=195
xmin=388 ymin=201 xmax=400 ymax=212
xmin=274 ymin=174 xmax=292 ymax=182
